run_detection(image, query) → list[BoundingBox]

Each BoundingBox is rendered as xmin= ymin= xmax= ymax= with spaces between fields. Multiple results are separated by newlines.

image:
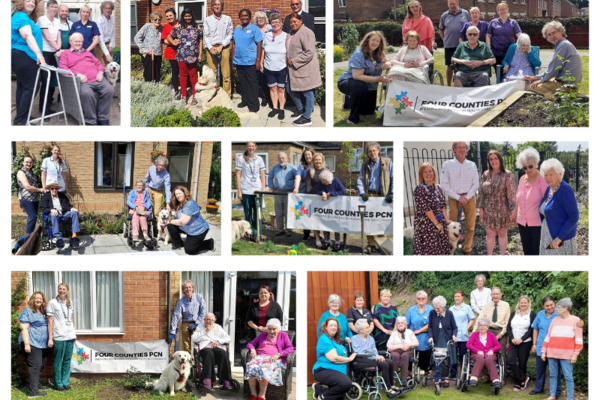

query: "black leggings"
xmin=142 ymin=53 xmax=162 ymax=83
xmin=12 ymin=48 xmax=40 ymax=125
xmin=417 ymin=349 xmax=432 ymax=373
xmin=518 ymin=224 xmax=542 ymax=255
xmin=169 ymin=59 xmax=180 ymax=92
xmin=337 ymin=78 xmax=377 ymax=123
xmin=166 ymin=224 xmax=212 ymax=255
xmin=22 ymin=343 xmax=48 ymax=396
xmin=199 ymin=347 xmax=232 ymax=382
xmin=314 ymin=367 xmax=353 ymax=400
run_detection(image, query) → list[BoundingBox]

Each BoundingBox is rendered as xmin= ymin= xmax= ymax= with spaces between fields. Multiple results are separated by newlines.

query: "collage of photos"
xmin=7 ymin=0 xmax=593 ymax=400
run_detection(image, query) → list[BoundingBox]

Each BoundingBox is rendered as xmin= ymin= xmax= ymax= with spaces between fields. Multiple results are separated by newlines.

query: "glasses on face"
xmin=257 ymin=17 xmax=266 ymax=20
xmin=417 ymin=297 xmax=426 ymax=301
xmin=523 ymin=165 xmax=535 ymax=170
xmin=479 ymin=324 xmax=488 ymax=327
xmin=467 ymin=33 xmax=478 ymax=37
xmin=50 ymin=188 xmax=59 ymax=191
xmin=204 ymin=317 xmax=214 ymax=321
xmin=152 ymin=18 xmax=161 ymax=22
xmin=291 ymin=2 xmax=301 ymax=6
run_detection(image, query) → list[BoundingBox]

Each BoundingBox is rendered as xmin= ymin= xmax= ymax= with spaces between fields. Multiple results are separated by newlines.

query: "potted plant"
xmin=206 ymin=181 xmax=219 ymax=214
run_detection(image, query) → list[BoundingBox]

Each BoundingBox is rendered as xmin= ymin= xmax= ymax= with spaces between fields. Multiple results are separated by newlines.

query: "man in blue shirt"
xmin=268 ymin=152 xmax=297 ymax=236
xmin=356 ymin=142 xmax=393 ymax=254
xmin=168 ymin=280 xmax=207 ymax=353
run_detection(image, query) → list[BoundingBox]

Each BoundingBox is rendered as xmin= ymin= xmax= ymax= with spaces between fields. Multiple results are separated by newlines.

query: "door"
xmin=167 ymin=142 xmax=195 ymax=192
xmin=276 ymin=272 xmax=296 ymax=347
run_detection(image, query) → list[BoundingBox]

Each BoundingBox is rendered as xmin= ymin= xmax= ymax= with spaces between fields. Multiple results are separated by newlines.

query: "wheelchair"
xmin=40 ymin=209 xmax=73 ymax=251
xmin=123 ymin=208 xmax=158 ymax=250
xmin=190 ymin=339 xmax=241 ymax=393
xmin=390 ymin=348 xmax=419 ymax=390
xmin=376 ymin=64 xmax=443 ymax=109
xmin=459 ymin=348 xmax=505 ymax=395
xmin=421 ymin=341 xmax=462 ymax=396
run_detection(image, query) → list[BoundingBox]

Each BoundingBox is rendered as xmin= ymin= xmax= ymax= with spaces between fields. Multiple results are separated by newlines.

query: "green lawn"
xmin=333 ymin=52 xmax=589 ymax=127
xmin=232 ymin=240 xmax=328 ymax=255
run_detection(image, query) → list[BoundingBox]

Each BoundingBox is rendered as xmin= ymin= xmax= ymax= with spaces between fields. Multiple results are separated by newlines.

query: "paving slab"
xmin=93 ymin=246 xmax=132 ymax=254
xmin=92 ymin=235 xmax=127 ymax=247
xmin=189 ymin=372 xmax=296 ymax=399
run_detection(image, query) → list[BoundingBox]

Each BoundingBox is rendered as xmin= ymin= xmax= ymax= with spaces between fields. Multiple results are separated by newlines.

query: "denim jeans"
xmin=533 ymin=355 xmax=562 ymax=396
xmin=286 ymin=80 xmax=314 ymax=119
xmin=50 ymin=211 xmax=80 ymax=240
xmin=20 ymin=200 xmax=39 ymax=234
xmin=549 ymin=358 xmax=573 ymax=400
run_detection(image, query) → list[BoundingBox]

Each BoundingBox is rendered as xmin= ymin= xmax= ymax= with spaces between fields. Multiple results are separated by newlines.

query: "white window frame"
xmin=130 ymin=1 xmax=138 ymax=45
xmin=28 ymin=271 xmax=124 ymax=335
xmin=306 ymin=0 xmax=326 ymax=46
xmin=293 ymin=153 xmax=301 ymax=168
xmin=338 ymin=0 xmax=346 ymax=7
xmin=175 ymin=0 xmax=207 ymax=25
xmin=351 ymin=149 xmax=363 ymax=172
xmin=380 ymin=146 xmax=394 ymax=161
xmin=324 ymin=155 xmax=336 ymax=172
xmin=235 ymin=152 xmax=269 ymax=171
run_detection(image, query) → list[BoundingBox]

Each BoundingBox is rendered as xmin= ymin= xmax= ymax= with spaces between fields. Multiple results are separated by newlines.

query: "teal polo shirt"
xmin=453 ymin=40 xmax=494 ymax=73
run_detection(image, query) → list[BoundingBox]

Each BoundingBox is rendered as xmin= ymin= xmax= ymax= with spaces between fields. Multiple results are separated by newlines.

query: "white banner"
xmin=71 ymin=340 xmax=169 ymax=373
xmin=286 ymin=194 xmax=393 ymax=235
xmin=383 ymin=79 xmax=526 ymax=127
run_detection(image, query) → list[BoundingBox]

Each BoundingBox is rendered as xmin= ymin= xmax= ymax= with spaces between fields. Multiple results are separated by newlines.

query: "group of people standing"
xmin=337 ymin=0 xmax=583 ymax=125
xmin=412 ymin=141 xmax=579 ymax=255
xmin=313 ymin=276 xmax=584 ymax=400
xmin=134 ymin=0 xmax=321 ymax=126
xmin=235 ymin=141 xmax=393 ymax=253
xmin=11 ymin=1 xmax=117 ymax=126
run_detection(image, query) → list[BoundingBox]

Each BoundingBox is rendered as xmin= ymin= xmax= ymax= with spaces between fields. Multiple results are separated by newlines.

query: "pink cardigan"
xmin=467 ymin=331 xmax=502 ymax=354
xmin=59 ymin=49 xmax=105 ymax=82
xmin=247 ymin=331 xmax=294 ymax=365
xmin=390 ymin=45 xmax=434 ymax=67
xmin=516 ymin=174 xmax=549 ymax=227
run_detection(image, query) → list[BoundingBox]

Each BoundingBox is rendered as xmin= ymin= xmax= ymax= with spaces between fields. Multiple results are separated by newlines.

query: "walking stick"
xmin=151 ymin=53 xmax=155 ymax=82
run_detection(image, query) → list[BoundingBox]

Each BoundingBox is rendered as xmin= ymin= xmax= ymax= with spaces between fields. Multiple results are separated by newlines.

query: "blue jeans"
xmin=549 ymin=358 xmax=572 ymax=400
xmin=533 ymin=355 xmax=562 ymax=396
xmin=50 ymin=211 xmax=80 ymax=240
xmin=20 ymin=200 xmax=39 ymax=234
xmin=286 ymin=81 xmax=314 ymax=119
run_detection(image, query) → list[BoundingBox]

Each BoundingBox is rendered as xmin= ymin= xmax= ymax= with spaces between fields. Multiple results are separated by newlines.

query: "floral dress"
xmin=504 ymin=51 xmax=533 ymax=82
xmin=169 ymin=25 xmax=203 ymax=64
xmin=476 ymin=170 xmax=517 ymax=230
xmin=244 ymin=337 xmax=285 ymax=385
xmin=539 ymin=190 xmax=576 ymax=256
xmin=413 ymin=183 xmax=452 ymax=255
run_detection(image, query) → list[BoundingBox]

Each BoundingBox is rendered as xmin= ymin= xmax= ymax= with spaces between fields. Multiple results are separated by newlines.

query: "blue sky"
xmin=492 ymin=142 xmax=589 ymax=152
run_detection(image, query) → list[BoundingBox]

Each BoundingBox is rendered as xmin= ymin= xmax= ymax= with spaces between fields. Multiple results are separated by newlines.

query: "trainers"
xmin=278 ymin=109 xmax=285 ymax=120
xmin=71 ymin=237 xmax=80 ymax=248
xmin=346 ymin=118 xmax=363 ymax=125
xmin=208 ymin=238 xmax=216 ymax=252
xmin=268 ymin=109 xmax=279 ymax=118
xmin=64 ymin=385 xmax=71 ymax=391
xmin=28 ymin=391 xmax=47 ymax=398
xmin=56 ymin=238 xmax=65 ymax=248
xmin=312 ymin=383 xmax=322 ymax=399
xmin=275 ymin=230 xmax=285 ymax=236
xmin=54 ymin=386 xmax=66 ymax=391
xmin=175 ymin=91 xmax=182 ymax=100
xmin=237 ymin=102 xmax=248 ymax=109
xmin=285 ymin=230 xmax=292 ymax=237
xmin=293 ymin=116 xmax=312 ymax=126
xmin=290 ymin=110 xmax=303 ymax=120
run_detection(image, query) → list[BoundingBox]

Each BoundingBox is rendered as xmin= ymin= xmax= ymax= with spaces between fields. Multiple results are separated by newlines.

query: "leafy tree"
xmin=501 ymin=141 xmax=513 ymax=156
xmin=209 ymin=142 xmax=221 ymax=201
xmin=338 ymin=19 xmax=359 ymax=56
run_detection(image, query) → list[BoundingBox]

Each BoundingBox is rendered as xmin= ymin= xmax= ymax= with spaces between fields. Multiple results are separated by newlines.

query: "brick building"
xmin=334 ymin=0 xmax=579 ymax=21
xmin=231 ymin=141 xmax=394 ymax=191
xmin=11 ymin=141 xmax=214 ymax=214
xmin=11 ymin=270 xmax=296 ymax=379
xmin=131 ymin=0 xmax=326 ymax=54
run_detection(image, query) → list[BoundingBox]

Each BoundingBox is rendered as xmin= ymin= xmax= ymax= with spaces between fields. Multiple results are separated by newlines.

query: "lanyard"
xmin=58 ymin=298 xmax=69 ymax=319
xmin=248 ymin=157 xmax=256 ymax=176
xmin=426 ymin=183 xmax=441 ymax=212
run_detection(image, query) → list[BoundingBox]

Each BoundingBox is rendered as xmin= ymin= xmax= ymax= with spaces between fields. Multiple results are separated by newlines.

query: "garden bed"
xmin=11 ymin=212 xmax=127 ymax=240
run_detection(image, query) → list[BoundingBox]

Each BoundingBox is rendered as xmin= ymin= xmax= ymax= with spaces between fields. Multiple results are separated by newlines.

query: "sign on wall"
xmin=71 ymin=340 xmax=169 ymax=373
xmin=286 ymin=194 xmax=393 ymax=235
xmin=383 ymin=80 xmax=525 ymax=127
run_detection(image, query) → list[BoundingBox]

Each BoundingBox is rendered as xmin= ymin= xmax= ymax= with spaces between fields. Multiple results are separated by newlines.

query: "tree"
xmin=515 ymin=141 xmax=554 ymax=154
xmin=338 ymin=19 xmax=359 ymax=56
xmin=338 ymin=142 xmax=367 ymax=195
xmin=501 ymin=141 xmax=513 ymax=156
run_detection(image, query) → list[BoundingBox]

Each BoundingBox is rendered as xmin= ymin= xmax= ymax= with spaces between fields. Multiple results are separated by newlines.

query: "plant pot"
xmin=206 ymin=204 xmax=219 ymax=214
xmin=208 ymin=199 xmax=218 ymax=205
xmin=269 ymin=212 xmax=277 ymax=228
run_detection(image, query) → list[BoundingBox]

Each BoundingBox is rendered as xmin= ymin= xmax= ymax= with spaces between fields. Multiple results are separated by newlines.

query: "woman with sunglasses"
xmin=511 ymin=147 xmax=548 ymax=255
xmin=134 ymin=12 xmax=163 ymax=83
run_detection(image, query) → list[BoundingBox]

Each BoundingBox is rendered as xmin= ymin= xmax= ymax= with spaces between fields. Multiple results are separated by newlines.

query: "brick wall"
xmin=12 ymin=142 xmax=213 ymax=213
xmin=334 ymin=0 xmax=395 ymax=20
xmin=560 ymin=0 xmax=577 ymax=16
xmin=11 ymin=271 xmax=185 ymax=380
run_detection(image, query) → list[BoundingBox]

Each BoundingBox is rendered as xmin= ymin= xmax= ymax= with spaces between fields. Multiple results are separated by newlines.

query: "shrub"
xmin=516 ymin=17 xmax=588 ymax=38
xmin=335 ymin=21 xmax=404 ymax=46
xmin=149 ymin=108 xmax=194 ymax=127
xmin=209 ymin=142 xmax=221 ymax=201
xmin=315 ymin=45 xmax=326 ymax=106
xmin=333 ymin=46 xmax=344 ymax=62
xmin=123 ymin=367 xmax=150 ymax=392
xmin=11 ymin=273 xmax=28 ymax=387
xmin=385 ymin=45 xmax=396 ymax=54
xmin=338 ymin=19 xmax=360 ymax=55
xmin=101 ymin=215 xmax=126 ymax=235
xmin=197 ymin=106 xmax=241 ymax=127
xmin=130 ymin=80 xmax=185 ymax=127
xmin=11 ymin=146 xmax=52 ymax=196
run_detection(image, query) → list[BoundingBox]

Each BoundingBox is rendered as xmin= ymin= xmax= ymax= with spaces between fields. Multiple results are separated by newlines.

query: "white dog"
xmin=447 ymin=221 xmax=464 ymax=255
xmin=147 ymin=351 xmax=193 ymax=396
xmin=195 ymin=65 xmax=233 ymax=114
xmin=156 ymin=208 xmax=171 ymax=243
xmin=232 ymin=220 xmax=253 ymax=244
xmin=104 ymin=61 xmax=120 ymax=86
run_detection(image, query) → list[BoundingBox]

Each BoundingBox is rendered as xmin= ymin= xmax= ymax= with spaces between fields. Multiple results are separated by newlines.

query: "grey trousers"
xmin=274 ymin=191 xmax=291 ymax=232
xmin=81 ymin=79 xmax=114 ymax=125
xmin=455 ymin=70 xmax=489 ymax=87
xmin=488 ymin=326 xmax=508 ymax=363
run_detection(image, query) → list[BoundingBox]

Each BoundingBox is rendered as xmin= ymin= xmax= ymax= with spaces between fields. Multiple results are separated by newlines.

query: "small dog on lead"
xmin=147 ymin=350 xmax=193 ymax=396
xmin=156 ymin=208 xmax=171 ymax=243
xmin=104 ymin=61 xmax=120 ymax=86
xmin=195 ymin=65 xmax=234 ymax=114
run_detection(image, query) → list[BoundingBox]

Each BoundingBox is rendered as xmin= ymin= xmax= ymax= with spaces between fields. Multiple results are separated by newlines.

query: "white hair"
xmin=396 ymin=316 xmax=407 ymax=325
xmin=474 ymin=274 xmax=486 ymax=284
xmin=355 ymin=318 xmax=369 ymax=331
xmin=135 ymin=179 xmax=146 ymax=189
xmin=467 ymin=26 xmax=480 ymax=35
xmin=266 ymin=318 xmax=282 ymax=329
xmin=206 ymin=312 xmax=216 ymax=321
xmin=182 ymin=280 xmax=195 ymax=289
xmin=432 ymin=296 xmax=447 ymax=308
xmin=516 ymin=147 xmax=540 ymax=169
xmin=70 ymin=32 xmax=84 ymax=41
xmin=416 ymin=290 xmax=428 ymax=299
xmin=540 ymin=158 xmax=565 ymax=178
xmin=328 ymin=294 xmax=341 ymax=306
xmin=278 ymin=151 xmax=288 ymax=159
xmin=542 ymin=20 xmax=566 ymax=39
xmin=478 ymin=317 xmax=491 ymax=327
xmin=517 ymin=33 xmax=531 ymax=47
xmin=320 ymin=170 xmax=334 ymax=184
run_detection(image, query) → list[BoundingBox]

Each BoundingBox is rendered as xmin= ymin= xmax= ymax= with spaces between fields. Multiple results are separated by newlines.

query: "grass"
xmin=333 ymin=52 xmax=590 ymax=127
xmin=232 ymin=240 xmax=327 ymax=255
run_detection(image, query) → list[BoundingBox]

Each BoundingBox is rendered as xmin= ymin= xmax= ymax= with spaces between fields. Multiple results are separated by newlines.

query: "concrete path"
xmin=183 ymin=93 xmax=326 ymax=128
xmin=10 ymin=81 xmax=121 ymax=126
xmin=188 ymin=371 xmax=296 ymax=399
xmin=31 ymin=225 xmax=220 ymax=256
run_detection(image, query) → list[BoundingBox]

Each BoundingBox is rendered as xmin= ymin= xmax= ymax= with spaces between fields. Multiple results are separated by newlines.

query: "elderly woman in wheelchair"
xmin=387 ymin=316 xmax=419 ymax=388
xmin=389 ymin=30 xmax=434 ymax=84
xmin=462 ymin=317 xmax=504 ymax=393
xmin=127 ymin=179 xmax=152 ymax=243
xmin=190 ymin=313 xmax=238 ymax=392
xmin=350 ymin=318 xmax=400 ymax=398
xmin=245 ymin=318 xmax=294 ymax=400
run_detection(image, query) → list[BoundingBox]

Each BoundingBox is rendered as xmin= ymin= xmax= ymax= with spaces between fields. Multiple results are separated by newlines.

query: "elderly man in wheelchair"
xmin=461 ymin=317 xmax=504 ymax=394
xmin=451 ymin=26 xmax=496 ymax=88
xmin=58 ymin=32 xmax=114 ymax=126
xmin=190 ymin=313 xmax=239 ymax=393
xmin=41 ymin=180 xmax=80 ymax=249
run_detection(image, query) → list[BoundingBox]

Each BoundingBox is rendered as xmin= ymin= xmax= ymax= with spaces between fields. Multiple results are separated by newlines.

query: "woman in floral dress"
xmin=502 ymin=33 xmax=541 ymax=83
xmin=167 ymin=8 xmax=202 ymax=105
xmin=413 ymin=163 xmax=453 ymax=255
xmin=477 ymin=150 xmax=517 ymax=255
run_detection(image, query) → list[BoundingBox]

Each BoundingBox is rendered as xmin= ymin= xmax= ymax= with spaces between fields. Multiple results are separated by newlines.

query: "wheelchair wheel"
xmin=41 ymin=227 xmax=53 ymax=251
xmin=495 ymin=386 xmax=500 ymax=395
xmin=368 ymin=392 xmax=382 ymax=400
xmin=123 ymin=221 xmax=128 ymax=238
xmin=434 ymin=383 xmax=441 ymax=396
xmin=194 ymin=378 xmax=203 ymax=391
xmin=230 ymin=379 xmax=241 ymax=392
xmin=345 ymin=382 xmax=362 ymax=400
xmin=360 ymin=377 xmax=370 ymax=391
xmin=421 ymin=375 xmax=427 ymax=387
xmin=431 ymin=70 xmax=444 ymax=86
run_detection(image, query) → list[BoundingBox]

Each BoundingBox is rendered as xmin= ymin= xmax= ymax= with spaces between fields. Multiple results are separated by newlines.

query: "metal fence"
xmin=403 ymin=147 xmax=588 ymax=227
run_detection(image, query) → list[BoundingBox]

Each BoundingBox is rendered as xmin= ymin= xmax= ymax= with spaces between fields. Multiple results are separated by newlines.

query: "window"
xmin=381 ymin=146 xmax=394 ymax=161
xmin=338 ymin=0 xmax=346 ymax=6
xmin=351 ymin=149 xmax=363 ymax=172
xmin=306 ymin=0 xmax=326 ymax=48
xmin=181 ymin=271 xmax=213 ymax=311
xmin=30 ymin=271 xmax=124 ymax=334
xmin=293 ymin=153 xmax=301 ymax=167
xmin=176 ymin=1 xmax=206 ymax=25
xmin=235 ymin=152 xmax=269 ymax=171
xmin=324 ymin=155 xmax=336 ymax=172
xmin=95 ymin=142 xmax=134 ymax=190
xmin=130 ymin=2 xmax=137 ymax=45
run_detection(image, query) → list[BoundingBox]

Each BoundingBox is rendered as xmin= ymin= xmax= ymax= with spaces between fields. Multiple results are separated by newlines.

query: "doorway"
xmin=167 ymin=142 xmax=195 ymax=192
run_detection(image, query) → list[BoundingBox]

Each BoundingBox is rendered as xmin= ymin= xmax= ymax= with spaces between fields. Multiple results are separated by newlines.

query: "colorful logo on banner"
xmin=389 ymin=91 xmax=413 ymax=115
xmin=73 ymin=347 xmax=90 ymax=365
xmin=290 ymin=202 xmax=308 ymax=220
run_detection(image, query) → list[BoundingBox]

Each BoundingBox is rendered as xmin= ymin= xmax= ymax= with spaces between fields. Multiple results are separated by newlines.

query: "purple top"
xmin=466 ymin=331 xmax=502 ymax=354
xmin=247 ymin=331 xmax=294 ymax=365
xmin=459 ymin=20 xmax=489 ymax=42
xmin=487 ymin=18 xmax=521 ymax=56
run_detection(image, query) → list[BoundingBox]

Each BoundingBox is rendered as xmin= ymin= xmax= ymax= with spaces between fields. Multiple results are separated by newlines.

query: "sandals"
xmin=190 ymin=97 xmax=198 ymax=106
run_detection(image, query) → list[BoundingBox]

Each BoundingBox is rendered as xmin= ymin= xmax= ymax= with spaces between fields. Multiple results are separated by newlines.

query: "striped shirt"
xmin=542 ymin=315 xmax=583 ymax=360
xmin=191 ymin=323 xmax=231 ymax=351
xmin=170 ymin=293 xmax=207 ymax=335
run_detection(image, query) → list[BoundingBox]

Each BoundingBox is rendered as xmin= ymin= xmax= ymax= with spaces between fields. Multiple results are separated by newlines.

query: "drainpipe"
xmin=365 ymin=271 xmax=372 ymax=310
xmin=166 ymin=271 xmax=171 ymax=339
xmin=192 ymin=142 xmax=202 ymax=201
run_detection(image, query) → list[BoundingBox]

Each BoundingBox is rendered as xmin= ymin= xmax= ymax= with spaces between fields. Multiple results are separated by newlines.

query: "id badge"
xmin=251 ymin=176 xmax=257 ymax=182
xmin=435 ymin=213 xmax=444 ymax=220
